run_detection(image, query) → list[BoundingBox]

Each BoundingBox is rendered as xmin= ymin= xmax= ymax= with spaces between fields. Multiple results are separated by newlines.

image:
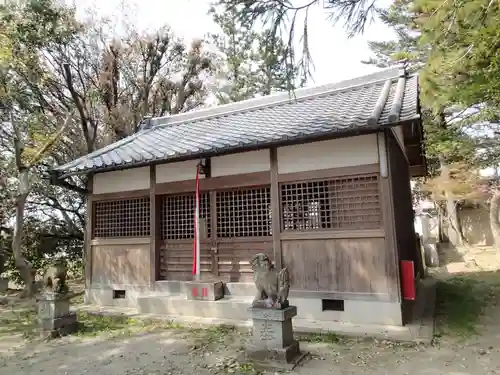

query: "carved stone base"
xmin=0 ymin=278 xmax=8 ymax=293
xmin=245 ymin=306 xmax=308 ymax=370
xmin=39 ymin=313 xmax=78 ymax=338
xmin=184 ymin=281 xmax=224 ymax=301
xmin=37 ymin=294 xmax=78 ymax=338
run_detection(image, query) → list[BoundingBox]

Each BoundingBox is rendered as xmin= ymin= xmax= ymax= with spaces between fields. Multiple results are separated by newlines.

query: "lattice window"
xmin=160 ymin=193 xmax=210 ymax=240
xmin=280 ymin=175 xmax=381 ymax=231
xmin=93 ymin=197 xmax=150 ymax=238
xmin=216 ymin=187 xmax=271 ymax=238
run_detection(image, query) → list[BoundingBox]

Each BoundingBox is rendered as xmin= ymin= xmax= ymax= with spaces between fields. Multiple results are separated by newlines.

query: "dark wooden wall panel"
xmin=217 ymin=238 xmax=273 ymax=282
xmin=282 ymin=237 xmax=396 ymax=297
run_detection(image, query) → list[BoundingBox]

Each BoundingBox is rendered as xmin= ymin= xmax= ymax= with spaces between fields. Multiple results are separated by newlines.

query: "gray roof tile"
xmin=55 ymin=68 xmax=420 ymax=176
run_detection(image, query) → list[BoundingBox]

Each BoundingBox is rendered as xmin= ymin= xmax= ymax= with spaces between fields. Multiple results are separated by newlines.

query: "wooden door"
xmin=213 ymin=186 xmax=273 ymax=282
xmin=158 ymin=192 xmax=214 ymax=281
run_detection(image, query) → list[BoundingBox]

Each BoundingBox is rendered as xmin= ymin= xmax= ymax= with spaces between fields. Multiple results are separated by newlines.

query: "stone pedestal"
xmin=0 ymin=278 xmax=8 ymax=293
xmin=184 ymin=280 xmax=224 ymax=301
xmin=245 ymin=306 xmax=307 ymax=370
xmin=37 ymin=293 xmax=77 ymax=338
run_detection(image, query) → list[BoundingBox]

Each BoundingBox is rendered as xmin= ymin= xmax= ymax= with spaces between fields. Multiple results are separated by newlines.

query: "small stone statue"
xmin=250 ymin=253 xmax=290 ymax=309
xmin=42 ymin=260 xmax=69 ymax=297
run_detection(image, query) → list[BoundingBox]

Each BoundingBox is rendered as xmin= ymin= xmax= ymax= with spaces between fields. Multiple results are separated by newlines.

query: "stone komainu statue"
xmin=43 ymin=261 xmax=69 ymax=296
xmin=250 ymin=253 xmax=290 ymax=309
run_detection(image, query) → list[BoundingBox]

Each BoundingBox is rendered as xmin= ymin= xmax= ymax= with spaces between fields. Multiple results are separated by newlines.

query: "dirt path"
xmin=1 ymin=248 xmax=500 ymax=375
xmin=1 ymin=313 xmax=499 ymax=375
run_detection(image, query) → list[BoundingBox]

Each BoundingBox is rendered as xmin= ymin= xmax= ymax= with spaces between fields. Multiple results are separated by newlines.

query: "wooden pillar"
xmin=270 ymin=147 xmax=282 ymax=269
xmin=378 ymin=131 xmax=402 ymax=303
xmin=149 ymin=165 xmax=160 ymax=284
xmin=84 ymin=174 xmax=94 ymax=303
xmin=210 ymin=191 xmax=219 ymax=277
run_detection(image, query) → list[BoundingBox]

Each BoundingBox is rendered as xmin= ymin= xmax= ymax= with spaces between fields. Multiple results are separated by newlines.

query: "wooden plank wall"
xmin=91 ymin=238 xmax=151 ymax=286
xmin=387 ymin=132 xmax=417 ymax=266
xmin=158 ymin=241 xmax=212 ymax=281
xmin=217 ymin=238 xmax=272 ymax=282
xmin=282 ymin=236 xmax=396 ymax=298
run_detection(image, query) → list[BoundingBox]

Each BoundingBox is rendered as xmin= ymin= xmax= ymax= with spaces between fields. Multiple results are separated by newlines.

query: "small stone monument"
xmin=184 ymin=279 xmax=224 ymax=301
xmin=0 ymin=254 xmax=7 ymax=293
xmin=0 ymin=278 xmax=7 ymax=293
xmin=245 ymin=253 xmax=307 ymax=370
xmin=37 ymin=261 xmax=77 ymax=338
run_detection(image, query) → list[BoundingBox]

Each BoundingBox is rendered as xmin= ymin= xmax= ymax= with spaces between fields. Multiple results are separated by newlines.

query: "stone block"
xmin=0 ymin=278 xmax=8 ymax=293
xmin=246 ymin=340 xmax=301 ymax=363
xmin=39 ymin=313 xmax=78 ymax=339
xmin=183 ymin=281 xmax=224 ymax=301
xmin=245 ymin=306 xmax=307 ymax=370
xmin=39 ymin=312 xmax=77 ymax=331
xmin=37 ymin=296 xmax=70 ymax=319
xmin=37 ymin=294 xmax=78 ymax=339
xmin=249 ymin=306 xmax=297 ymax=321
xmin=252 ymin=316 xmax=295 ymax=349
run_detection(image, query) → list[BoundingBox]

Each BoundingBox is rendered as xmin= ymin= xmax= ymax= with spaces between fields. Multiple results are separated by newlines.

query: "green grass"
xmin=299 ymin=332 xmax=343 ymax=344
xmin=0 ymin=307 xmax=38 ymax=339
xmin=73 ymin=312 xmax=185 ymax=338
xmin=434 ymin=274 xmax=500 ymax=338
xmin=0 ymin=304 xmax=186 ymax=341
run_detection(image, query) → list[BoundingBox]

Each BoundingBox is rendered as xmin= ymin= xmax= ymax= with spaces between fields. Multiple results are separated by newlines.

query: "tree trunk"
xmin=490 ymin=189 xmax=500 ymax=249
xmin=12 ymin=169 xmax=35 ymax=298
xmin=439 ymin=156 xmax=463 ymax=247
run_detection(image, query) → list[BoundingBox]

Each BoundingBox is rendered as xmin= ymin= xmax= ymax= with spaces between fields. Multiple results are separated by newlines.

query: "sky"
xmin=67 ymin=0 xmax=397 ymax=86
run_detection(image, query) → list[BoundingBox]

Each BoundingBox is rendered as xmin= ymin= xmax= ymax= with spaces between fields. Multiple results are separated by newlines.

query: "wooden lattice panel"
xmin=280 ymin=175 xmax=381 ymax=231
xmin=93 ymin=197 xmax=150 ymax=238
xmin=216 ymin=187 xmax=272 ymax=238
xmin=160 ymin=193 xmax=210 ymax=240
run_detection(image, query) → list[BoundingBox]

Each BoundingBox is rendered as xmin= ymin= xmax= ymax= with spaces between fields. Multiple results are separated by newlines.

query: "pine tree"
xmin=362 ymin=0 xmax=476 ymax=247
xmin=362 ymin=0 xmax=426 ymax=70
xmin=209 ymin=5 xmax=300 ymax=104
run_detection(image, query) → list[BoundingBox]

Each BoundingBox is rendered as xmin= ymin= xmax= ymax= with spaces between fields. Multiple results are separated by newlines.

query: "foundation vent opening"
xmin=321 ymin=299 xmax=344 ymax=311
xmin=113 ymin=290 xmax=126 ymax=299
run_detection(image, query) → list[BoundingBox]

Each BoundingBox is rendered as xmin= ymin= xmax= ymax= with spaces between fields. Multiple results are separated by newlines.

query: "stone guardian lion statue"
xmin=42 ymin=260 xmax=69 ymax=296
xmin=250 ymin=253 xmax=290 ymax=309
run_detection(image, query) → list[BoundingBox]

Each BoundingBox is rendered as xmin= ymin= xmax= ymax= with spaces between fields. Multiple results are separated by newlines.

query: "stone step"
xmin=84 ymin=301 xmax=431 ymax=343
xmin=137 ymin=295 xmax=253 ymax=321
xmin=153 ymin=280 xmax=256 ymax=298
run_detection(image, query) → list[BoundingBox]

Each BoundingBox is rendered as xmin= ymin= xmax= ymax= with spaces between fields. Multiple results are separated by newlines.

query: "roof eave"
xmin=55 ymin=126 xmax=389 ymax=180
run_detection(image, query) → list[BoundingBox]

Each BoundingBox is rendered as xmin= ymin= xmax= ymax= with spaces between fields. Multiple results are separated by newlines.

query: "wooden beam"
xmin=380 ymin=131 xmax=402 ymax=303
xmin=280 ymin=228 xmax=384 ymax=241
xmin=149 ymin=166 xmax=160 ymax=284
xmin=277 ymin=164 xmax=379 ymax=183
xmin=270 ymin=147 xmax=282 ymax=269
xmin=84 ymin=174 xmax=94 ymax=302
xmin=155 ymin=171 xmax=270 ymax=194
xmin=210 ymin=191 xmax=219 ymax=277
xmin=410 ymin=165 xmax=427 ymax=178
xmin=92 ymin=189 xmax=150 ymax=201
xmin=91 ymin=237 xmax=151 ymax=246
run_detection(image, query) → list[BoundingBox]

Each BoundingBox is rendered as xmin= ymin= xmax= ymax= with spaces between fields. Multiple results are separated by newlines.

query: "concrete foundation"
xmin=135 ymin=293 xmax=402 ymax=326
xmin=82 ymin=279 xmax=435 ymax=341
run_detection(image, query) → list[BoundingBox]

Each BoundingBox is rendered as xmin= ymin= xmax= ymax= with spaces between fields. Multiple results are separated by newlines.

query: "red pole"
xmin=401 ymin=260 xmax=416 ymax=300
xmin=192 ymin=164 xmax=200 ymax=276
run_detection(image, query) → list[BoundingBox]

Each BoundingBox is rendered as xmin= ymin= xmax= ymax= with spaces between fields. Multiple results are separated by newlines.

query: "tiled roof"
xmin=55 ymin=67 xmax=420 ymax=176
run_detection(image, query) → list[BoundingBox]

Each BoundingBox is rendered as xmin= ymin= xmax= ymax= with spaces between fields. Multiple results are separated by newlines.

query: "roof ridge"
xmin=152 ymin=69 xmax=409 ymax=131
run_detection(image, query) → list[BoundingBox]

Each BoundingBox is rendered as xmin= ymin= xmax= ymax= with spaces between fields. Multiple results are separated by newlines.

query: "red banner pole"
xmin=192 ymin=164 xmax=200 ymax=278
